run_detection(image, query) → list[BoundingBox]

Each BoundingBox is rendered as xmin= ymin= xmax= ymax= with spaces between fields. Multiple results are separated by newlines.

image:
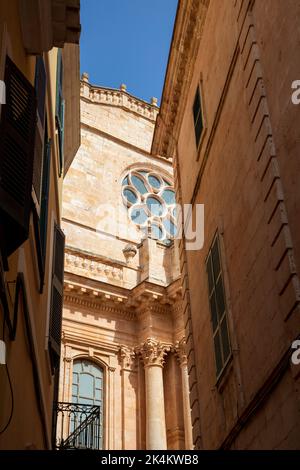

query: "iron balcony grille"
xmin=53 ymin=402 xmax=102 ymax=450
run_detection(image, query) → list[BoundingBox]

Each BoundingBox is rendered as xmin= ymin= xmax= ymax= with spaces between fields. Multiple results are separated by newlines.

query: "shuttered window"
xmin=49 ymin=223 xmax=65 ymax=371
xmin=206 ymin=234 xmax=231 ymax=378
xmin=55 ymin=49 xmax=64 ymax=177
xmin=0 ymin=55 xmax=36 ymax=258
xmin=31 ymin=57 xmax=52 ymax=292
xmin=33 ymin=56 xmax=46 ymax=207
xmin=40 ymin=132 xmax=51 ymax=262
xmin=193 ymin=86 xmax=204 ymax=148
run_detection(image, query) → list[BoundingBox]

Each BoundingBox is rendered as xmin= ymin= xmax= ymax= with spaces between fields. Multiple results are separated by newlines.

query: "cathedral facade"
xmin=58 ymin=76 xmax=193 ymax=450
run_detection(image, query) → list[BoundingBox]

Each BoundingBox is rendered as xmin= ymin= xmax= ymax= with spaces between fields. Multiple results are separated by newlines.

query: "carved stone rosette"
xmin=136 ymin=338 xmax=171 ymax=368
xmin=174 ymin=338 xmax=188 ymax=367
xmin=119 ymin=345 xmax=135 ymax=370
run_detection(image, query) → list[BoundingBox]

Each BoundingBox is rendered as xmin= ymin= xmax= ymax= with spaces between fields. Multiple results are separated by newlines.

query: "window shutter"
xmin=49 ymin=224 xmax=65 ymax=370
xmin=0 ymin=55 xmax=37 ymax=258
xmin=193 ymin=87 xmax=203 ymax=147
xmin=33 ymin=56 xmax=46 ymax=205
xmin=33 ymin=129 xmax=44 ymax=204
xmin=34 ymin=56 xmax=46 ymax=125
xmin=55 ymin=50 xmax=63 ymax=118
xmin=206 ymin=234 xmax=231 ymax=378
xmin=40 ymin=137 xmax=51 ymax=260
xmin=55 ymin=49 xmax=64 ymax=177
xmin=57 ymin=99 xmax=64 ymax=177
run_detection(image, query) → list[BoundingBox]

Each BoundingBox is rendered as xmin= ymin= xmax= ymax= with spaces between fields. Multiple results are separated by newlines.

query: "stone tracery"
xmin=121 ymin=169 xmax=177 ymax=244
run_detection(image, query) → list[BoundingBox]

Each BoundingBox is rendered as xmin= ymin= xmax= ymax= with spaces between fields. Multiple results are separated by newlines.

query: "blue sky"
xmin=80 ymin=0 xmax=177 ymax=104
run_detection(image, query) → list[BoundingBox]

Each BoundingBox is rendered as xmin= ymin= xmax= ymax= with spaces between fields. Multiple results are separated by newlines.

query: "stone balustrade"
xmin=65 ymin=250 xmax=123 ymax=282
xmin=80 ymin=81 xmax=159 ymax=122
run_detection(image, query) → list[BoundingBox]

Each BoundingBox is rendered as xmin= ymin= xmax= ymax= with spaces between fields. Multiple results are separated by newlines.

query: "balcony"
xmin=53 ymin=402 xmax=102 ymax=450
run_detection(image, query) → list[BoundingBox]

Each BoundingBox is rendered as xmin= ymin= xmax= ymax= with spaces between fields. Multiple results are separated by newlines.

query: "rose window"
xmin=122 ymin=169 xmax=177 ymax=244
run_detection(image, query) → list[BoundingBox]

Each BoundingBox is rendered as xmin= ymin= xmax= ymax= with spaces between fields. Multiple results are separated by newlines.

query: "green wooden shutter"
xmin=34 ymin=56 xmax=46 ymax=124
xmin=40 ymin=136 xmax=52 ymax=260
xmin=0 ymin=55 xmax=36 ymax=258
xmin=33 ymin=56 xmax=46 ymax=205
xmin=49 ymin=223 xmax=65 ymax=370
xmin=55 ymin=49 xmax=64 ymax=177
xmin=58 ymin=99 xmax=64 ymax=177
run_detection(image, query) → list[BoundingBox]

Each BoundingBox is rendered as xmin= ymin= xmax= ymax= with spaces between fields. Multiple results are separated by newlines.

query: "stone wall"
xmin=60 ymin=82 xmax=190 ymax=450
xmin=154 ymin=0 xmax=300 ymax=450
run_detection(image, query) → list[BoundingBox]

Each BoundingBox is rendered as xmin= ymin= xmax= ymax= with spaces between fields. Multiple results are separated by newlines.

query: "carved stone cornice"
xmin=152 ymin=0 xmax=210 ymax=158
xmin=171 ymin=301 xmax=184 ymax=315
xmin=63 ymin=277 xmax=182 ymax=317
xmin=80 ymin=81 xmax=159 ymax=123
xmin=136 ymin=338 xmax=171 ymax=368
xmin=119 ymin=346 xmax=136 ymax=370
xmin=64 ymin=291 xmax=136 ymax=321
xmin=174 ymin=338 xmax=188 ymax=367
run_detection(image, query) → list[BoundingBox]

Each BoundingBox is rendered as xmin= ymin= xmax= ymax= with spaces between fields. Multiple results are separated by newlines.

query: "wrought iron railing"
xmin=53 ymin=402 xmax=102 ymax=450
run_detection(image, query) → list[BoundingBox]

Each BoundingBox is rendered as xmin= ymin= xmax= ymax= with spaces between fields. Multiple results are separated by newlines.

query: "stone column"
xmin=107 ymin=365 xmax=116 ymax=450
xmin=175 ymin=339 xmax=194 ymax=450
xmin=137 ymin=338 xmax=170 ymax=450
xmin=119 ymin=346 xmax=135 ymax=450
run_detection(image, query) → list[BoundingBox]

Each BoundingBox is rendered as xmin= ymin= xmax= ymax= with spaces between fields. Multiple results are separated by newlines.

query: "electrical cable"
xmin=0 ymin=315 xmax=14 ymax=434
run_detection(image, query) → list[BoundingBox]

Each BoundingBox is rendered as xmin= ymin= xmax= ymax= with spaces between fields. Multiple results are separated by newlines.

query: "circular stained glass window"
xmin=123 ymin=188 xmax=138 ymax=205
xmin=163 ymin=218 xmax=177 ymax=237
xmin=146 ymin=196 xmax=164 ymax=216
xmin=161 ymin=189 xmax=175 ymax=205
xmin=121 ymin=169 xmax=176 ymax=244
xmin=148 ymin=175 xmax=161 ymax=189
xmin=131 ymin=174 xmax=148 ymax=194
xmin=130 ymin=206 xmax=148 ymax=225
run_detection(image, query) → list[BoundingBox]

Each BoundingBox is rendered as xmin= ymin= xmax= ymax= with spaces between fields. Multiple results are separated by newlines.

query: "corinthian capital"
xmin=174 ymin=338 xmax=188 ymax=366
xmin=136 ymin=338 xmax=171 ymax=368
xmin=119 ymin=345 xmax=135 ymax=370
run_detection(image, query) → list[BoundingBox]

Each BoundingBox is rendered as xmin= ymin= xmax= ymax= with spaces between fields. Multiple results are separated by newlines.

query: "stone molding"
xmin=63 ymin=356 xmax=72 ymax=363
xmin=136 ymin=338 xmax=171 ymax=368
xmin=151 ymin=0 xmax=210 ymax=158
xmin=64 ymin=291 xmax=135 ymax=320
xmin=119 ymin=346 xmax=136 ymax=370
xmin=64 ymin=277 xmax=183 ymax=316
xmin=80 ymin=82 xmax=159 ymax=123
xmin=174 ymin=338 xmax=188 ymax=366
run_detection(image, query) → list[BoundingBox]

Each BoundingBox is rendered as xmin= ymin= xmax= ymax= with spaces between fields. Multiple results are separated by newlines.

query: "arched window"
xmin=72 ymin=360 xmax=104 ymax=448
